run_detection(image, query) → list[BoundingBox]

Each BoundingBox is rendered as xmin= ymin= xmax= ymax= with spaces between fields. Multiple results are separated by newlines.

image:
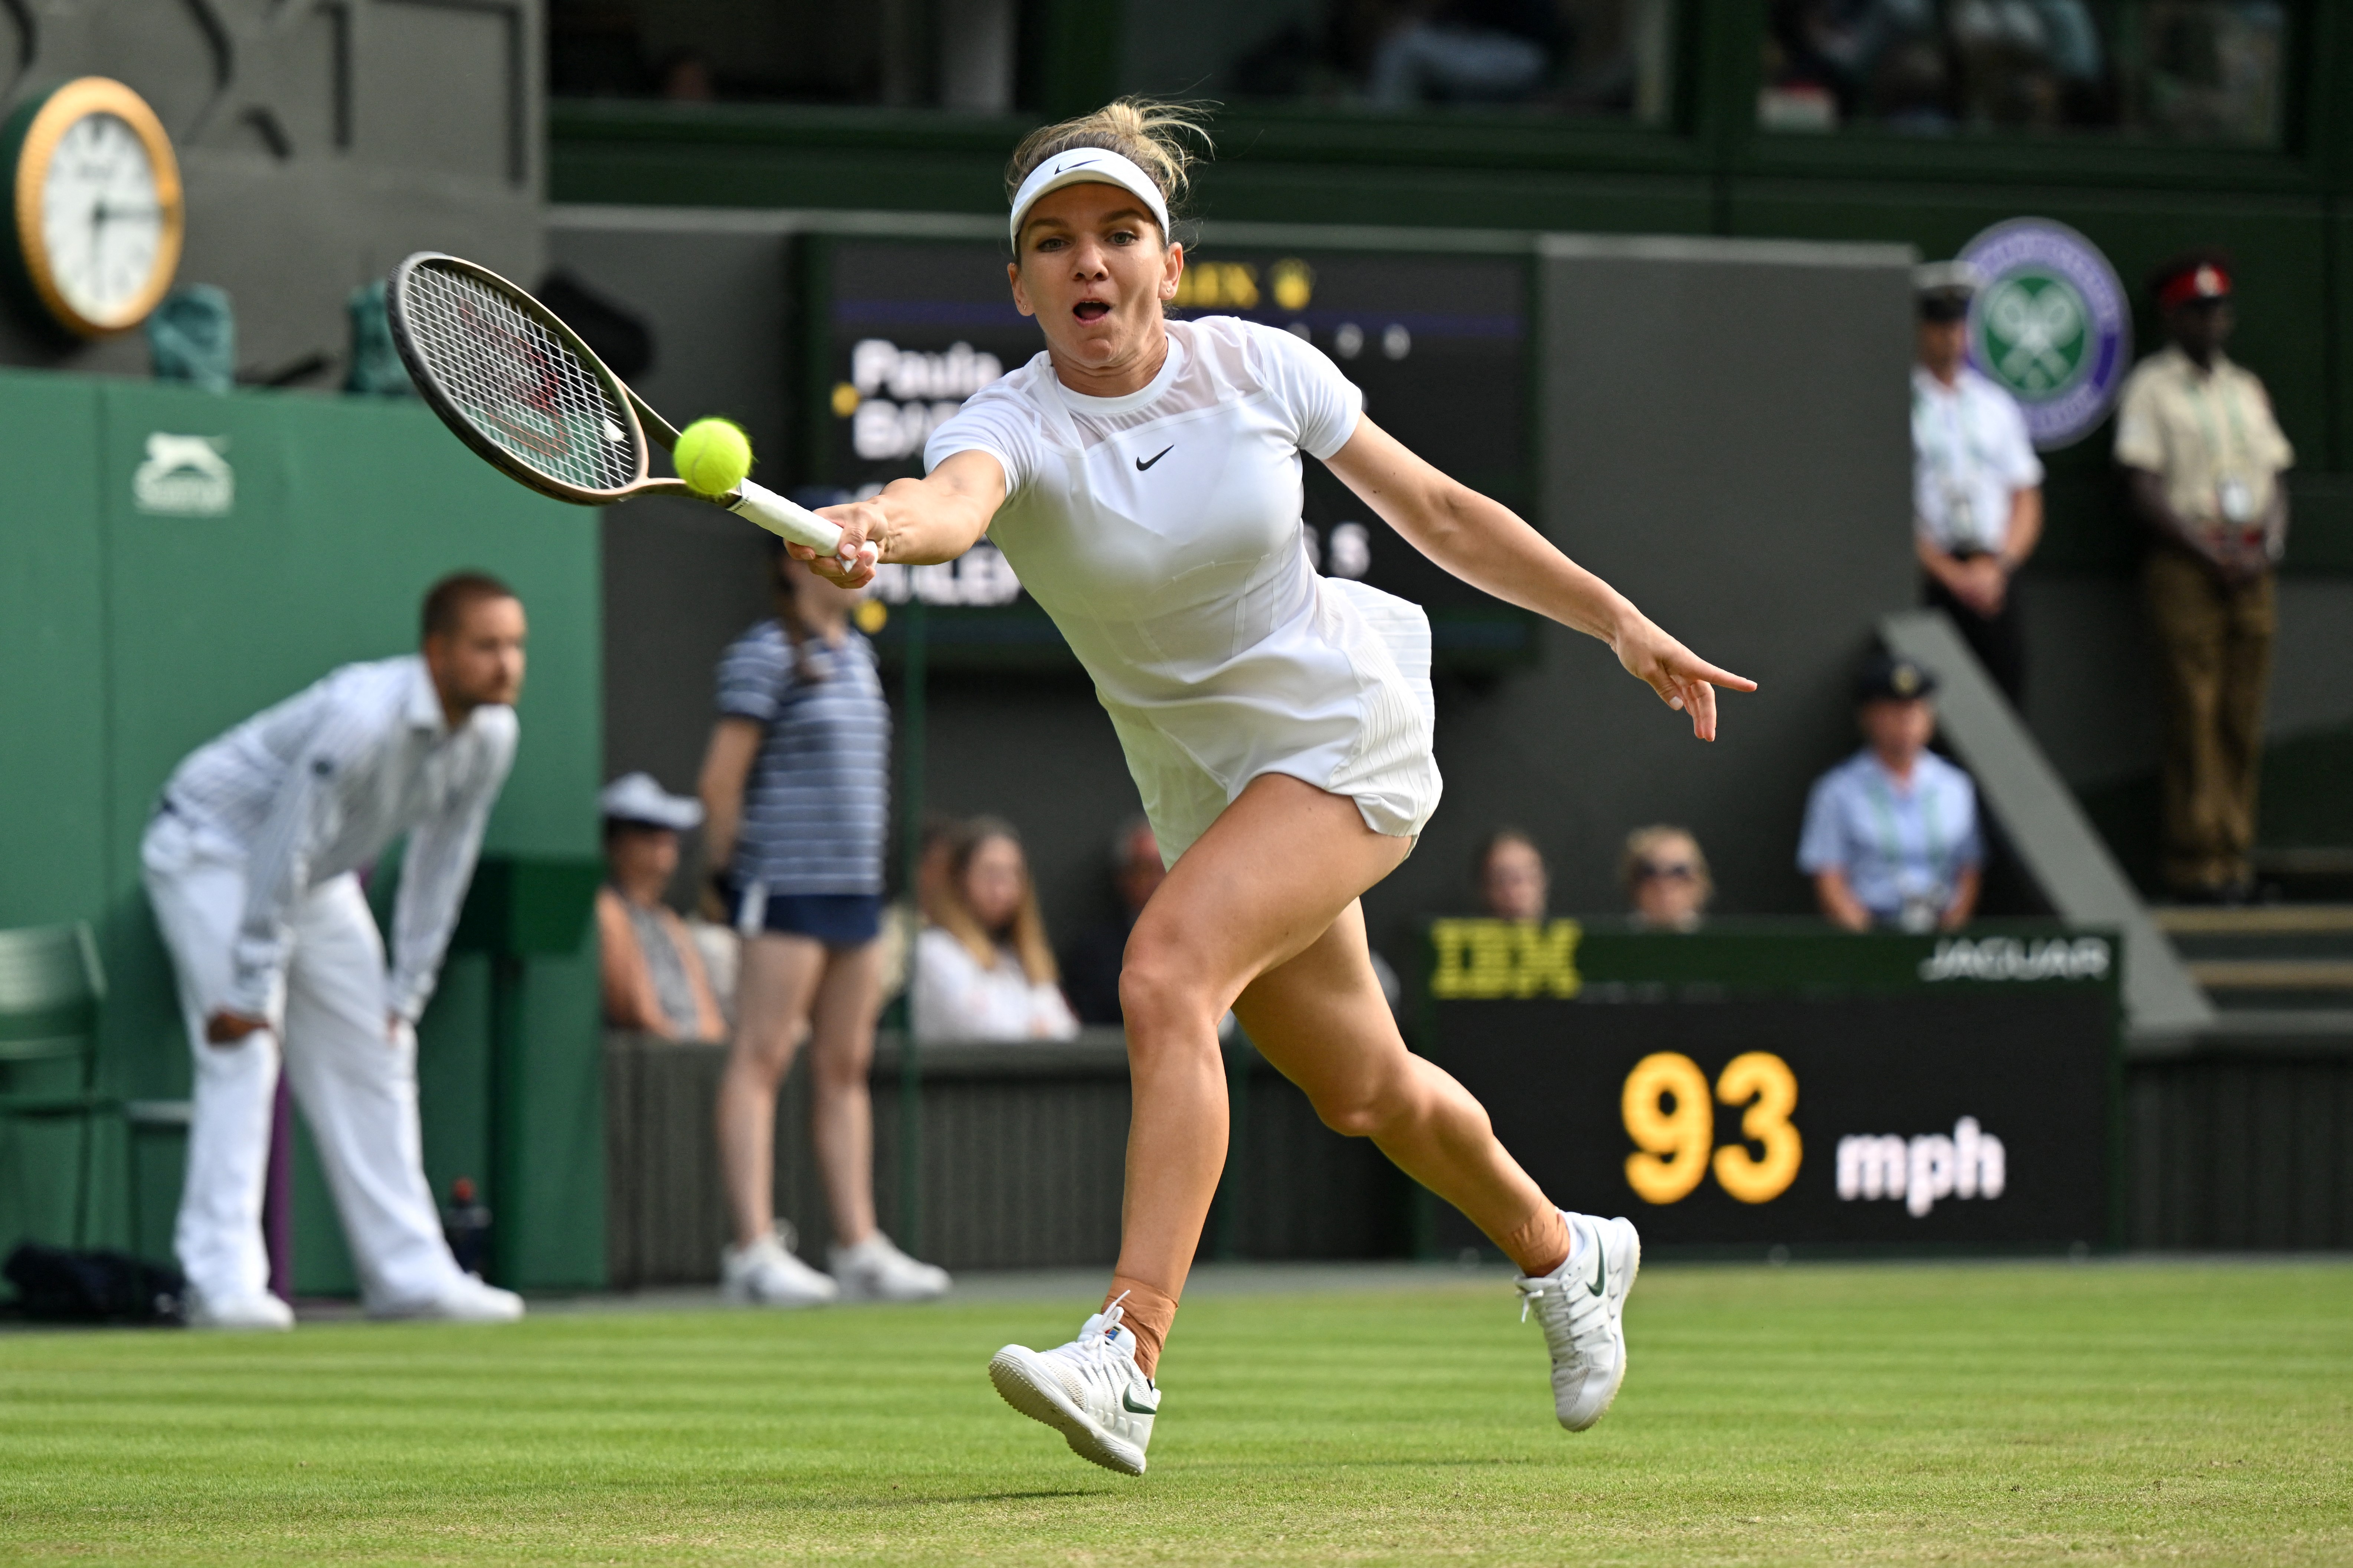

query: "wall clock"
xmin=1 ymin=77 xmax=184 ymax=337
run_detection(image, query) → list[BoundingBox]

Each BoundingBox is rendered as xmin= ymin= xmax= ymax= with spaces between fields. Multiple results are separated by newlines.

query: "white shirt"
xmin=910 ymin=927 xmax=1079 ymax=1043
xmin=1911 ymin=365 xmax=2042 ymax=555
xmin=924 ymin=316 xmax=1439 ymax=851
xmin=159 ymin=655 xmax=518 ymax=1021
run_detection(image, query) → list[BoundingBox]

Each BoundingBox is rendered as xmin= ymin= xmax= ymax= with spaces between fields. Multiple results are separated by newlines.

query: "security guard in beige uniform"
xmin=2113 ymin=253 xmax=2294 ymax=901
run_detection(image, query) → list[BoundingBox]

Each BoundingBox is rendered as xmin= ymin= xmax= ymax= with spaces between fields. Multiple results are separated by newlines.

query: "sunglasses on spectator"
xmin=1634 ymin=860 xmax=1697 ymax=882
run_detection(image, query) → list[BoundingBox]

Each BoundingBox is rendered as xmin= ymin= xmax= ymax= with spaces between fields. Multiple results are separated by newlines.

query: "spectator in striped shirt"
xmin=140 ymin=572 xmax=529 ymax=1329
xmin=700 ymin=541 xmax=949 ymax=1307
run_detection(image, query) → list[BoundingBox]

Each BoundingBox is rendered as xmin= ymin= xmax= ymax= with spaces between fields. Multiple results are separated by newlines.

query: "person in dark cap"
xmin=2113 ymin=250 xmax=2295 ymax=901
xmin=1797 ymin=652 xmax=1982 ymax=932
xmin=1911 ymin=260 xmax=2043 ymax=702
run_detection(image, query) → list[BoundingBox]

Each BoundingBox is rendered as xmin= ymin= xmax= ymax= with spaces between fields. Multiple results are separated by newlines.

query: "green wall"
xmin=0 ymin=370 xmax=606 ymax=1293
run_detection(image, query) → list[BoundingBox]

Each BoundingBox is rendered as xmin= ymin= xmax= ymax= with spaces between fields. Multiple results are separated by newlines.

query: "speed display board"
xmin=800 ymin=234 xmax=1535 ymax=667
xmin=1421 ymin=921 xmax=2120 ymax=1252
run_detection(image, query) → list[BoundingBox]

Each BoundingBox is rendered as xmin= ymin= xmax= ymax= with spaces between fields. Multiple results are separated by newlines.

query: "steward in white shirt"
xmin=140 ymin=573 xmax=528 ymax=1329
xmin=1911 ymin=262 xmax=2043 ymax=703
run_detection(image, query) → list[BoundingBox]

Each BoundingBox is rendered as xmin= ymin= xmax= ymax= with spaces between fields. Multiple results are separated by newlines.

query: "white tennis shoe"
xmin=721 ymin=1223 xmax=838 ymax=1308
xmin=185 ymin=1288 xmax=294 ymax=1331
xmin=1516 ymin=1210 xmax=1640 ymax=1431
xmin=371 ymin=1275 xmax=524 ymax=1323
xmin=828 ymin=1232 xmax=950 ymax=1302
xmin=988 ymin=1297 xmax=1159 ymax=1476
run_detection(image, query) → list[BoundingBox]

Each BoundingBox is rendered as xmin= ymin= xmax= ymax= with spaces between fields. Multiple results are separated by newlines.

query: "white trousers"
xmin=141 ymin=812 xmax=468 ymax=1310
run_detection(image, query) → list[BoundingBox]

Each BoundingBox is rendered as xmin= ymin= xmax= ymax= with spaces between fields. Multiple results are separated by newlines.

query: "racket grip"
xmin=729 ymin=479 xmax=847 ymax=556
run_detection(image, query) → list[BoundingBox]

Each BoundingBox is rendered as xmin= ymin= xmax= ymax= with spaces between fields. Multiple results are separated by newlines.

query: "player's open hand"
xmin=798 ymin=499 xmax=885 ymax=588
xmin=1614 ymin=617 xmax=1757 ymax=742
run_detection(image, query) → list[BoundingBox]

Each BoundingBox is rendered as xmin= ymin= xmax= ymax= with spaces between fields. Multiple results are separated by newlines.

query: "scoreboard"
xmin=1421 ymin=921 xmax=2121 ymax=1253
xmin=798 ymin=233 xmax=1536 ymax=668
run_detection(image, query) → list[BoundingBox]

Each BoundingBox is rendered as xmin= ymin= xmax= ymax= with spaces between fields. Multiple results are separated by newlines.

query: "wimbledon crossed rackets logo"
xmin=1957 ymin=217 xmax=2130 ymax=451
xmin=1979 ymin=272 xmax=2085 ymax=394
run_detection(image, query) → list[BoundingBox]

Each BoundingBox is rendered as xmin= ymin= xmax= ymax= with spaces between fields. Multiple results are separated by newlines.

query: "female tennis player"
xmin=791 ymin=101 xmax=1755 ymax=1475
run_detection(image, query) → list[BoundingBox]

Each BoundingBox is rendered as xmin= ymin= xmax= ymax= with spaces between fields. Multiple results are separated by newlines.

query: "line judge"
xmin=142 ymin=573 xmax=530 ymax=1328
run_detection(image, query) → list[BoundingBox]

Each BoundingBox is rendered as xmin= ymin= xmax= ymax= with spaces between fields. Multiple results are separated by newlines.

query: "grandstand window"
xmin=549 ymin=0 xmax=1007 ymax=109
xmin=1757 ymin=1 xmax=2291 ymax=144
xmin=1114 ymin=0 xmax=1678 ymax=123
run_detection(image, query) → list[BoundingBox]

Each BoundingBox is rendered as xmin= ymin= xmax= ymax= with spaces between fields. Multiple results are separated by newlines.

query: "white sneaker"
xmin=721 ymin=1223 xmax=839 ymax=1308
xmin=372 ymin=1274 xmax=525 ymax=1323
xmin=829 ymin=1232 xmax=950 ymax=1302
xmin=185 ymin=1288 xmax=294 ymax=1331
xmin=1516 ymin=1211 xmax=1640 ymax=1431
xmin=988 ymin=1297 xmax=1159 ymax=1476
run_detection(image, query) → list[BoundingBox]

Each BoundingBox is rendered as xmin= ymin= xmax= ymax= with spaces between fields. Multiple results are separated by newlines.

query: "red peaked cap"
xmin=2157 ymin=260 xmax=2232 ymax=309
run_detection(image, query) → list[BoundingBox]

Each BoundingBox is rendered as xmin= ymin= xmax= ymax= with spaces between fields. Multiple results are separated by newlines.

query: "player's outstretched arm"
xmin=795 ymin=449 xmax=1008 ymax=589
xmin=1323 ymin=415 xmax=1757 ymax=741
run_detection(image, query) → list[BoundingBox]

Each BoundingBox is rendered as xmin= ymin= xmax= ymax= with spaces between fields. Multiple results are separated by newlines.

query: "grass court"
xmin=2 ymin=1259 xmax=2346 ymax=1565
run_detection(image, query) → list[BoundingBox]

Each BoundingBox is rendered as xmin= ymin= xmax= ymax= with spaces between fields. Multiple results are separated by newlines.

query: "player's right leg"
xmin=989 ymin=774 xmax=1409 ymax=1474
xmin=1236 ymin=901 xmax=1638 ymax=1433
xmin=139 ymin=812 xmax=291 ymax=1331
xmin=714 ymin=932 xmax=837 ymax=1305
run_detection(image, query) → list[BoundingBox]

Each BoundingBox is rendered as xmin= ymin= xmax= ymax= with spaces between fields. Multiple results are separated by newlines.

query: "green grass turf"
xmin=1 ymin=1261 xmax=2347 ymax=1565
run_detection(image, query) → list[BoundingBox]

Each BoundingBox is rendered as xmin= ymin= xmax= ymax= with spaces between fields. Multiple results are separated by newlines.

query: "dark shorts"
xmin=724 ymin=881 xmax=884 ymax=947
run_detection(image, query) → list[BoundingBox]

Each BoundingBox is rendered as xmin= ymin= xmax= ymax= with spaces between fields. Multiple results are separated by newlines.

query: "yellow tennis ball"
xmin=674 ymin=417 xmax=753 ymax=498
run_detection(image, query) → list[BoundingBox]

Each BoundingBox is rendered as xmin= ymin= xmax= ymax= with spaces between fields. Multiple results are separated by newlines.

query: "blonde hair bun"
xmin=1006 ymin=98 xmax=1213 ymax=231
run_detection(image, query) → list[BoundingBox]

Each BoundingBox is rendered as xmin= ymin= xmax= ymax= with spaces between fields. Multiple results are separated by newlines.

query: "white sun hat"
xmin=1008 ymin=146 xmax=1171 ymax=248
xmin=599 ymin=772 xmax=703 ymax=831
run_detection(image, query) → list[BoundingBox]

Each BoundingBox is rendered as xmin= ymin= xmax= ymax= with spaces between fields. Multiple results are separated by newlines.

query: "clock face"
xmin=40 ymin=111 xmax=164 ymax=325
xmin=5 ymin=78 xmax=183 ymax=336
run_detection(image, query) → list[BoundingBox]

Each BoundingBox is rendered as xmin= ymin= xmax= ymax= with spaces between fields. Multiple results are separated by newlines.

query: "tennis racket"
xmin=386 ymin=251 xmax=861 ymax=564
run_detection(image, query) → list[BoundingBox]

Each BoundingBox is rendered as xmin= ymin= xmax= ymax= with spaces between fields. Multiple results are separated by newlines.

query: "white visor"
xmin=1008 ymin=147 xmax=1172 ymax=249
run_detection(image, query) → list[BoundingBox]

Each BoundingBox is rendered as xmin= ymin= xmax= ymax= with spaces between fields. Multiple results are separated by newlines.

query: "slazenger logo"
xmin=133 ymin=434 xmax=234 ymax=516
xmin=1918 ymin=935 xmax=2110 ymax=983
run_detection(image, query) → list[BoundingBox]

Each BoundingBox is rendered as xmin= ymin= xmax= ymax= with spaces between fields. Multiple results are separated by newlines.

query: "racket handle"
xmin=729 ymin=479 xmax=847 ymax=556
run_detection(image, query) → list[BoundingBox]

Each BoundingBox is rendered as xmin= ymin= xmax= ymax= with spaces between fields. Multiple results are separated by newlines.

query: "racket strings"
xmin=402 ymin=263 xmax=639 ymax=494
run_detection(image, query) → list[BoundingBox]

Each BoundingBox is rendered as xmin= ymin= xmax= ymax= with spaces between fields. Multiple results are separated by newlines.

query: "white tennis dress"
xmin=924 ymin=315 xmax=1441 ymax=864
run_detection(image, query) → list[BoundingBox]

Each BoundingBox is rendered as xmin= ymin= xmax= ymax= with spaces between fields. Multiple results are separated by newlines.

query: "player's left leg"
xmin=1234 ymin=902 xmax=1560 ymax=1259
xmin=1237 ymin=903 xmax=1639 ymax=1433
xmin=279 ymin=873 xmax=519 ymax=1322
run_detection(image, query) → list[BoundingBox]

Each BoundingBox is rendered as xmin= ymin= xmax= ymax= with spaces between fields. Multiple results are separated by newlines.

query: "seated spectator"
xmin=1475 ymin=828 xmax=1548 ymax=920
xmin=913 ymin=818 xmax=1080 ymax=1042
xmin=596 ymin=773 xmax=726 ymax=1040
xmin=1060 ymin=817 xmax=1166 ymax=1027
xmin=1621 ymin=825 xmax=1712 ymax=931
xmin=1799 ymin=654 xmax=1982 ymax=933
